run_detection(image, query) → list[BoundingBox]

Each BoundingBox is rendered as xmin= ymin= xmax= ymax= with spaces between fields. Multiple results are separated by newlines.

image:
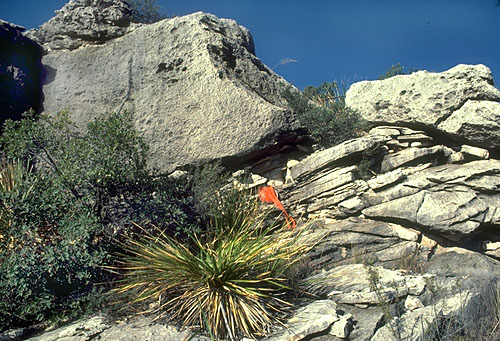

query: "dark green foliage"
xmin=378 ymin=63 xmax=417 ymax=80
xmin=284 ymin=81 xmax=365 ymax=148
xmin=1 ymin=110 xmax=149 ymax=220
xmin=186 ymin=161 xmax=229 ymax=217
xmin=128 ymin=0 xmax=167 ymax=24
xmin=357 ymin=143 xmax=385 ymax=179
xmin=111 ymin=174 xmax=201 ymax=238
xmin=0 ymin=110 xmax=200 ymax=331
xmin=0 ymin=163 xmax=110 ymax=331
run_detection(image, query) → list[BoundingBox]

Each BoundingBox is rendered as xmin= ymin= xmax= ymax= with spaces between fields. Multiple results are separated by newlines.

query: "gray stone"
xmin=425 ymin=246 xmax=500 ymax=281
xmin=329 ymin=314 xmax=353 ymax=338
xmin=339 ymin=305 xmax=384 ymax=341
xmin=305 ymin=180 xmax=369 ymax=215
xmin=404 ymin=296 xmax=425 ymax=311
xmin=298 ymin=217 xmax=425 ymax=273
xmin=304 ymin=263 xmax=428 ymax=300
xmin=362 ymin=160 xmax=500 ymax=241
xmin=25 ymin=0 xmax=133 ymax=51
xmin=447 ymin=151 xmax=466 ymax=163
xmin=28 ymin=315 xmax=110 ymax=341
xmin=346 ymin=64 xmax=500 ymax=125
xmin=267 ymin=300 xmax=339 ymax=341
xmin=368 ymin=126 xmax=401 ymax=136
xmin=231 ymin=170 xmax=267 ymax=190
xmin=40 ymin=12 xmax=297 ymax=172
xmin=27 ymin=315 xmax=198 ymax=341
xmin=396 ymin=133 xmax=433 ymax=143
xmin=286 ymin=166 xmax=357 ymax=204
xmin=289 ymin=135 xmax=390 ymax=182
xmin=379 ymin=145 xmax=452 ymax=173
xmin=460 ymin=144 xmax=489 ymax=160
xmin=438 ymin=100 xmax=500 ymax=149
xmin=0 ymin=327 xmax=30 ymax=341
xmin=96 ymin=316 xmax=193 ymax=341
xmin=346 ymin=64 xmax=500 ymax=148
xmin=366 ymin=169 xmax=406 ymax=190
xmin=483 ymin=241 xmax=500 ymax=258
xmin=370 ymin=292 xmax=479 ymax=341
xmin=301 ymin=255 xmax=499 ymax=341
xmin=0 ymin=20 xmax=42 ymax=130
xmin=386 ymin=139 xmax=409 ymax=150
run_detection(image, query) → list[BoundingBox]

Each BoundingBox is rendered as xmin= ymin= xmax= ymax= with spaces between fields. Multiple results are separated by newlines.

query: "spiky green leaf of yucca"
xmin=0 ymin=160 xmax=35 ymax=235
xmin=110 ymin=193 xmax=310 ymax=339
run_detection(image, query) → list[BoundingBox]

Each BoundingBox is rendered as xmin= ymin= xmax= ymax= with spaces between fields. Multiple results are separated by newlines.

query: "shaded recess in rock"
xmin=0 ymin=20 xmax=43 ymax=131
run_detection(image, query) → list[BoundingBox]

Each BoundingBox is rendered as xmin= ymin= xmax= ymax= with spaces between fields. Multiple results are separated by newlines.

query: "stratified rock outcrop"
xmin=232 ymin=65 xmax=500 ymax=340
xmin=345 ymin=64 xmax=500 ymax=150
xmin=0 ymin=20 xmax=42 ymax=129
xmin=281 ymin=126 xmax=500 ymax=243
xmin=40 ymin=11 xmax=298 ymax=172
xmin=25 ymin=0 xmax=133 ymax=51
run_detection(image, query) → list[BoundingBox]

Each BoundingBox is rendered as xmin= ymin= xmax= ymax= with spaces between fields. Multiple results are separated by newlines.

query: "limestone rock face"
xmin=282 ymin=125 xmax=500 ymax=242
xmin=25 ymin=0 xmax=132 ymax=51
xmin=437 ymin=100 xmax=500 ymax=149
xmin=345 ymin=64 xmax=500 ymax=149
xmin=0 ymin=20 xmax=42 ymax=129
xmin=40 ymin=12 xmax=297 ymax=172
xmin=361 ymin=159 xmax=500 ymax=241
xmin=302 ymin=217 xmax=427 ymax=272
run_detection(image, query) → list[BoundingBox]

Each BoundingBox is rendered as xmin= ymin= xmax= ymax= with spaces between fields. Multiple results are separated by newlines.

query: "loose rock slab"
xmin=437 ymin=100 xmax=500 ymax=149
xmin=267 ymin=300 xmax=340 ymax=341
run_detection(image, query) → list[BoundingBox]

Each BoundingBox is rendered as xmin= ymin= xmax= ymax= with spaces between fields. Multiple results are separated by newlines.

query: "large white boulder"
xmin=345 ymin=64 xmax=500 ymax=150
xmin=40 ymin=11 xmax=298 ymax=171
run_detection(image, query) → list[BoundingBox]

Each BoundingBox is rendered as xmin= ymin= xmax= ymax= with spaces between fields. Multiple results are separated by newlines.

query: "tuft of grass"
xmin=109 ymin=190 xmax=312 ymax=340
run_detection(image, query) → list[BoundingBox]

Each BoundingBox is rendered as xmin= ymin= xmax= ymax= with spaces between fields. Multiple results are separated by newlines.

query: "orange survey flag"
xmin=259 ymin=186 xmax=296 ymax=229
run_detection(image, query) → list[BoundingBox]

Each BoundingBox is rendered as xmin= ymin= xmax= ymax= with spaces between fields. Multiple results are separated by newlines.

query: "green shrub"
xmin=112 ymin=174 xmax=201 ymax=238
xmin=0 ymin=110 xmax=200 ymax=331
xmin=1 ymin=110 xmax=149 ymax=220
xmin=185 ymin=161 xmax=229 ymax=217
xmin=128 ymin=0 xmax=167 ymax=24
xmin=110 ymin=189 xmax=312 ymax=339
xmin=0 ymin=161 xmax=110 ymax=331
xmin=284 ymin=81 xmax=365 ymax=149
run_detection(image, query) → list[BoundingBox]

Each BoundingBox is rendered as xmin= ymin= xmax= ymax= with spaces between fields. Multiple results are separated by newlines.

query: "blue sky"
xmin=1 ymin=0 xmax=499 ymax=89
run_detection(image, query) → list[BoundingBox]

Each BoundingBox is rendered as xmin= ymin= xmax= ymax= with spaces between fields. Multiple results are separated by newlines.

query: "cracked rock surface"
xmin=345 ymin=64 xmax=500 ymax=148
xmin=40 ymin=11 xmax=297 ymax=172
xmin=25 ymin=0 xmax=133 ymax=51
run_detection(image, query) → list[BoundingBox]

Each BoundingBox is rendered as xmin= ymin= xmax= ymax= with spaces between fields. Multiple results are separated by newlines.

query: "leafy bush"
xmin=0 ymin=110 xmax=200 ymax=331
xmin=185 ymin=161 xmax=229 ymax=217
xmin=111 ymin=189 xmax=311 ymax=339
xmin=1 ymin=110 xmax=150 ymax=220
xmin=0 ymin=160 xmax=110 ymax=331
xmin=128 ymin=0 xmax=167 ymax=24
xmin=284 ymin=81 xmax=365 ymax=148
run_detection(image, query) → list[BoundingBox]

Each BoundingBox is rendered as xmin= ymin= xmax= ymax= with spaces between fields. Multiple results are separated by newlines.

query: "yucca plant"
xmin=110 ymin=190 xmax=311 ymax=340
xmin=0 ymin=160 xmax=35 ymax=248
